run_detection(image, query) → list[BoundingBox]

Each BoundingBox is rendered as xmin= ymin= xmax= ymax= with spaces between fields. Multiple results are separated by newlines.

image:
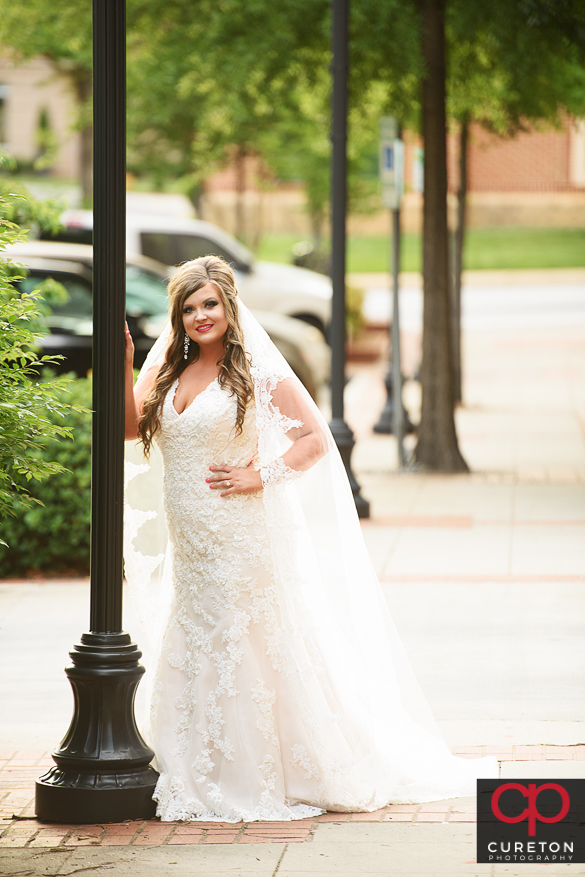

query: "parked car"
xmin=7 ymin=241 xmax=330 ymax=399
xmin=41 ymin=211 xmax=332 ymax=339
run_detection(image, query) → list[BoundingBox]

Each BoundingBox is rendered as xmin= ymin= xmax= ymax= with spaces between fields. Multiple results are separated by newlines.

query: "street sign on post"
xmin=374 ymin=116 xmax=408 ymax=467
xmin=379 ymin=116 xmax=404 ymax=211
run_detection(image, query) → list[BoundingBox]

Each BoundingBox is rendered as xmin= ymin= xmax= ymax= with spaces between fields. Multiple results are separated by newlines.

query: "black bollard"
xmin=373 ymin=366 xmax=415 ymax=437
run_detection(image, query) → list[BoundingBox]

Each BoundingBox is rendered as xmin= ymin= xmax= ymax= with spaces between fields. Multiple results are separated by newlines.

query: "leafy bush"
xmin=0 ymin=152 xmax=89 ymax=573
xmin=0 ymin=373 xmax=92 ymax=577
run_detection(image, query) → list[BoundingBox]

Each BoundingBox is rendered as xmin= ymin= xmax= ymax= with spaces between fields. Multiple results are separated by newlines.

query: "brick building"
xmin=398 ymin=120 xmax=585 ymax=231
xmin=0 ymin=57 xmax=80 ymax=180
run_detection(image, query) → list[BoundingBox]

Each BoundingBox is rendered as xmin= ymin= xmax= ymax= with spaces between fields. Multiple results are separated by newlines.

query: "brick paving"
xmin=1 ymin=747 xmax=583 ymax=849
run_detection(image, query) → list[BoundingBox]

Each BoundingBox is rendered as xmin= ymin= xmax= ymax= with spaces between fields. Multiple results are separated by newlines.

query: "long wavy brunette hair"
xmin=138 ymin=256 xmax=253 ymax=456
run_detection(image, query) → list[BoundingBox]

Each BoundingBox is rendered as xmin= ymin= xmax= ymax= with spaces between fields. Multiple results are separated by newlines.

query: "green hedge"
xmin=0 ymin=374 xmax=92 ymax=577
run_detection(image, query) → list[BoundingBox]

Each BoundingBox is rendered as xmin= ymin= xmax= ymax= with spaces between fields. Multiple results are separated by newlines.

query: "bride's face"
xmin=182 ymin=283 xmax=229 ymax=348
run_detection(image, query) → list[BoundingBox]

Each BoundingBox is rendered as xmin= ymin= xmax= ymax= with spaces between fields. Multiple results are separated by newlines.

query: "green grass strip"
xmin=256 ymin=228 xmax=585 ymax=273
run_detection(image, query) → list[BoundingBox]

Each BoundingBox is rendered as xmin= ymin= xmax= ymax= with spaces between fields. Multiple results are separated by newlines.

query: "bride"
xmin=124 ymin=255 xmax=497 ymax=823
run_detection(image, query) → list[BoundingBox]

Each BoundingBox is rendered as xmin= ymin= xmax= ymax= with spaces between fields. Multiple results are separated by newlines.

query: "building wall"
xmin=468 ymin=126 xmax=570 ymax=191
xmin=0 ymin=56 xmax=80 ymax=178
xmin=444 ymin=119 xmax=585 ymax=194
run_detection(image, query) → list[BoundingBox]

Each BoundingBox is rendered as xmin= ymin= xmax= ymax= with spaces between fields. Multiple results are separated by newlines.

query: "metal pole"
xmin=329 ymin=0 xmax=369 ymax=518
xmin=90 ymin=0 xmax=126 ymax=634
xmin=390 ymin=207 xmax=406 ymax=467
xmin=35 ymin=0 xmax=158 ymax=823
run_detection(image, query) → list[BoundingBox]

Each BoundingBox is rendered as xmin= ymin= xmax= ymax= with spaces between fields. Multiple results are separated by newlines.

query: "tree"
xmin=127 ymin=0 xmax=391 ymax=249
xmin=446 ymin=0 xmax=585 ymax=405
xmin=0 ymin=160 xmax=82 ymax=534
xmin=126 ymin=0 xmax=211 ymax=210
xmin=414 ymin=0 xmax=468 ymax=470
xmin=0 ymin=0 xmax=93 ymax=203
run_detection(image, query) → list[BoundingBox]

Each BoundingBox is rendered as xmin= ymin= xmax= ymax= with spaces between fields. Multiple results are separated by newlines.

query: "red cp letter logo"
xmin=491 ymin=783 xmax=570 ymax=836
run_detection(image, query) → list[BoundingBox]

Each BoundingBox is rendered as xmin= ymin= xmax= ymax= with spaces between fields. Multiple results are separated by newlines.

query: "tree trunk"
xmin=415 ymin=0 xmax=468 ymax=472
xmin=188 ymin=182 xmax=205 ymax=218
xmin=451 ymin=114 xmax=469 ymax=405
xmin=72 ymin=72 xmax=93 ymax=208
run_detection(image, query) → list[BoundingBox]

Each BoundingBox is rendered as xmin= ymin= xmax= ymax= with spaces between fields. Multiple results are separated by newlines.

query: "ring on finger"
xmin=226 ymin=480 xmax=231 ymax=488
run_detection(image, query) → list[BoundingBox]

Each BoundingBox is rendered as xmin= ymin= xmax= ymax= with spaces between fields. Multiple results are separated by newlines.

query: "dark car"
xmin=8 ymin=241 xmax=170 ymax=375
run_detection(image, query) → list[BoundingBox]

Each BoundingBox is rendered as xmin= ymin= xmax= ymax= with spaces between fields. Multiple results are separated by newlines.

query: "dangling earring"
xmin=184 ymin=332 xmax=190 ymax=360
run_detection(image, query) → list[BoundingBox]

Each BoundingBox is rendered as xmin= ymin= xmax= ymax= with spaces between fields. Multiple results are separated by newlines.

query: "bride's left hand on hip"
xmin=207 ymin=462 xmax=262 ymax=497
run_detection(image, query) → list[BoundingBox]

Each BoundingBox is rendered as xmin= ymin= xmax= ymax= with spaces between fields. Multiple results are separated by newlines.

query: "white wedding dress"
xmin=124 ymin=301 xmax=498 ymax=823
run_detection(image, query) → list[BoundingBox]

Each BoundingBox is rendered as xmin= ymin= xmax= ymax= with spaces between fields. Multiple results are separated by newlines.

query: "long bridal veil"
xmin=124 ymin=297 xmax=497 ymax=808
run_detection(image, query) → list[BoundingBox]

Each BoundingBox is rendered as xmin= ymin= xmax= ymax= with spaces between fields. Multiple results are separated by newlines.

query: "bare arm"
xmin=124 ymin=324 xmax=158 ymax=441
xmin=208 ymin=377 xmax=328 ymax=496
xmin=269 ymin=377 xmax=328 ymax=473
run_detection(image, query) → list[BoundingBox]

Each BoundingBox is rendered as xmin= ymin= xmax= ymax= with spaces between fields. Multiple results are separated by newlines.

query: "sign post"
xmin=374 ymin=116 xmax=407 ymax=467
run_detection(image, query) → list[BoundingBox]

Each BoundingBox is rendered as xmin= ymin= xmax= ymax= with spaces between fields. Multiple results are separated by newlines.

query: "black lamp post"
xmin=329 ymin=0 xmax=369 ymax=519
xmin=35 ymin=0 xmax=158 ymax=823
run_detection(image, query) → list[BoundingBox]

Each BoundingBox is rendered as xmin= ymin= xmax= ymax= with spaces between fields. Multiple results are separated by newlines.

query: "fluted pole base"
xmin=35 ymin=632 xmax=158 ymax=824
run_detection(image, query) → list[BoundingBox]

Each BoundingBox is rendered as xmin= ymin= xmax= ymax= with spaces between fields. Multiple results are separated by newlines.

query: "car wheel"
xmin=291 ymin=313 xmax=327 ymax=341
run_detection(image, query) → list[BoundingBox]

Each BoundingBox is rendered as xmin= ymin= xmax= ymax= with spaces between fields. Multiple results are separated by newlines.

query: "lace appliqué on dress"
xmin=260 ymin=456 xmax=303 ymax=487
xmin=251 ymin=679 xmax=280 ymax=750
xmin=291 ymin=744 xmax=320 ymax=780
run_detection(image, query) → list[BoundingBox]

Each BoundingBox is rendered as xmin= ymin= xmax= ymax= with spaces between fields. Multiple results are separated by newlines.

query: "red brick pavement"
xmin=0 ymin=747 xmax=583 ymax=849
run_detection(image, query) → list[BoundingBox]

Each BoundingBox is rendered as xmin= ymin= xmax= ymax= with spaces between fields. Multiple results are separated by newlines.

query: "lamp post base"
xmin=35 ymin=632 xmax=158 ymax=824
xmin=330 ymin=417 xmax=370 ymax=519
xmin=36 ymin=769 xmax=158 ymax=824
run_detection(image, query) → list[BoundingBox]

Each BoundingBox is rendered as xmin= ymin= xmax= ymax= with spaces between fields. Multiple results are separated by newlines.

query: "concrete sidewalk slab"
xmin=348 ymin=267 xmax=585 ymax=291
xmin=0 ymin=844 xmax=286 ymax=876
xmin=281 ymin=823 xmax=481 ymax=875
xmin=500 ymin=760 xmax=585 ymax=778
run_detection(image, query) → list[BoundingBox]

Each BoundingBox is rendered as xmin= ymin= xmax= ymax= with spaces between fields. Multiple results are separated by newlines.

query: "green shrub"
xmin=0 ymin=374 xmax=92 ymax=577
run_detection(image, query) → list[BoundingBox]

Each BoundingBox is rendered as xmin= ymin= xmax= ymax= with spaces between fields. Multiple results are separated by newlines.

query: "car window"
xmin=20 ymin=273 xmax=93 ymax=318
xmin=20 ymin=265 xmax=168 ymax=331
xmin=139 ymin=233 xmax=176 ymax=266
xmin=125 ymin=265 xmax=169 ymax=316
xmin=141 ymin=232 xmax=240 ymax=270
xmin=173 ymin=234 xmax=237 ymax=266
xmin=39 ymin=226 xmax=93 ymax=245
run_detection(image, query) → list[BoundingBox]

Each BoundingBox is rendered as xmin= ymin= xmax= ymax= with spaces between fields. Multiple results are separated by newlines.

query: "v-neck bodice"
xmin=156 ymin=376 xmax=259 ymax=509
xmin=170 ymin=376 xmax=219 ymax=418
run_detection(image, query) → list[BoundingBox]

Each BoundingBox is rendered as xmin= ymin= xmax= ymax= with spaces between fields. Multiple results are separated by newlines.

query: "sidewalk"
xmin=1 ymin=271 xmax=585 ymax=875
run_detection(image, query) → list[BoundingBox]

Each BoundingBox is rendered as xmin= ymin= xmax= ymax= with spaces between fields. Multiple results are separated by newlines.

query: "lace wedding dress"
xmin=124 ymin=301 xmax=498 ymax=823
